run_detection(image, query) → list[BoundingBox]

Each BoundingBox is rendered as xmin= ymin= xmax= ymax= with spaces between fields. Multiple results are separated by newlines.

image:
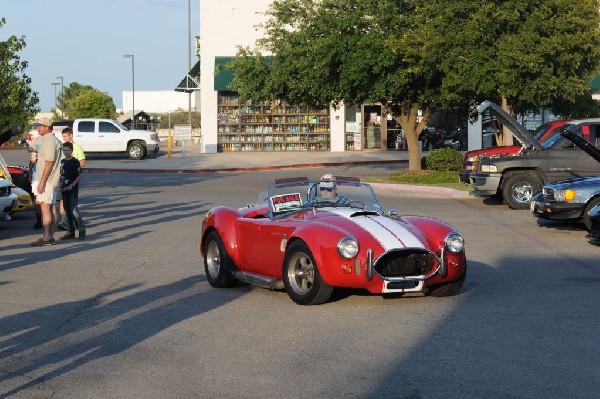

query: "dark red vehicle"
xmin=460 ymin=119 xmax=571 ymax=184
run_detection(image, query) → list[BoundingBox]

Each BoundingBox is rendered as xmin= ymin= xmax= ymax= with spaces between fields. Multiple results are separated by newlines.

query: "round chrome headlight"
xmin=337 ymin=237 xmax=359 ymax=259
xmin=445 ymin=232 xmax=464 ymax=253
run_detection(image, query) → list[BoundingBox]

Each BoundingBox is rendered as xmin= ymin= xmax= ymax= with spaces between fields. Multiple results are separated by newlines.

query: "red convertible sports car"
xmin=200 ymin=176 xmax=467 ymax=305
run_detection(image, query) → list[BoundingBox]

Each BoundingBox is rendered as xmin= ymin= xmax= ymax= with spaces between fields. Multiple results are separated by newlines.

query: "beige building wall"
xmin=199 ymin=0 xmax=347 ymax=153
xmin=200 ymin=0 xmax=271 ymax=153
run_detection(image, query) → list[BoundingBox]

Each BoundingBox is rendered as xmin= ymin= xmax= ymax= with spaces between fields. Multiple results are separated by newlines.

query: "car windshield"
xmin=539 ymin=129 xmax=564 ymax=149
xmin=114 ymin=121 xmax=130 ymax=131
xmin=532 ymin=123 xmax=556 ymax=141
xmin=265 ymin=179 xmax=385 ymax=218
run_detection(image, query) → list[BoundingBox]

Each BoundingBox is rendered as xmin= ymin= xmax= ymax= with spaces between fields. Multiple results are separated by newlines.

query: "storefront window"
xmin=217 ymin=93 xmax=330 ymax=151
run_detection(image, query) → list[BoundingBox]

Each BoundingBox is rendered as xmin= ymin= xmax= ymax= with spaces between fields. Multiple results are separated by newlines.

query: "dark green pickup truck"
xmin=470 ymin=101 xmax=600 ymax=209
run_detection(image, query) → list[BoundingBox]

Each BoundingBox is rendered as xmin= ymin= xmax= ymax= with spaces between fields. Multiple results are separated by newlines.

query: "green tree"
xmin=57 ymin=82 xmax=116 ymax=118
xmin=226 ymin=0 xmax=445 ymax=171
xmin=0 ymin=17 xmax=39 ymax=133
xmin=422 ymin=0 xmax=600 ymax=144
xmin=550 ymin=91 xmax=600 ymax=119
xmin=67 ymin=89 xmax=116 ymax=119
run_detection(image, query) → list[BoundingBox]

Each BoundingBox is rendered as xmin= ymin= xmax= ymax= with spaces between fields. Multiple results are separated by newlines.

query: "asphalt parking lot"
xmin=1 ymin=160 xmax=599 ymax=398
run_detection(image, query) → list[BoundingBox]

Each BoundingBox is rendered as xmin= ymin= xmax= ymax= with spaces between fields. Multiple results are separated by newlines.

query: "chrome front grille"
xmin=374 ymin=249 xmax=437 ymax=278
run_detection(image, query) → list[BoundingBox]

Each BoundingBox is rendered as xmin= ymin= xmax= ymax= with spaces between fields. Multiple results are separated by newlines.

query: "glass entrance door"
xmin=363 ymin=105 xmax=381 ymax=149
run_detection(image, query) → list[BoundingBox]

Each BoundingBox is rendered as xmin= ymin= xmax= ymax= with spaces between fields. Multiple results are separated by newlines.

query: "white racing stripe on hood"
xmin=326 ymin=209 xmax=425 ymax=250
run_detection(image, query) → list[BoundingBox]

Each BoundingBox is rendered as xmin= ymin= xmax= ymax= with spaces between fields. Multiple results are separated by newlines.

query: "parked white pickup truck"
xmin=28 ymin=118 xmax=160 ymax=160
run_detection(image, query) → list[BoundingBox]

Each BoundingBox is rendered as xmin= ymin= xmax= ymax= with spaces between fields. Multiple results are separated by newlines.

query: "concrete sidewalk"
xmin=87 ymin=144 xmax=413 ymax=173
xmin=0 ymin=144 xmax=411 ymax=173
xmin=1 ymin=145 xmax=471 ymax=198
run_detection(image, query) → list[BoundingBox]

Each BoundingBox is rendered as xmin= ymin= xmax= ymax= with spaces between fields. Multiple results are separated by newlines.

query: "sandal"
xmin=31 ymin=238 xmax=56 ymax=247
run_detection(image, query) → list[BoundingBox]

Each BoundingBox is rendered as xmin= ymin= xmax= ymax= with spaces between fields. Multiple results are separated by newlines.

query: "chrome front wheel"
xmin=283 ymin=241 xmax=333 ymax=305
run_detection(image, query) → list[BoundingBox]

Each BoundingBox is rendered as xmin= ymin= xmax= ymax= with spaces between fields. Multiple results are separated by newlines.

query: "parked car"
xmin=1 ymin=123 xmax=33 ymax=192
xmin=26 ymin=120 xmax=73 ymax=145
xmin=0 ymin=124 xmax=34 ymax=217
xmin=0 ymin=157 xmax=33 ymax=218
xmin=7 ymin=186 xmax=33 ymax=215
xmin=27 ymin=118 xmax=159 ymax=159
xmin=459 ymin=119 xmax=571 ymax=184
xmin=470 ymin=101 xmax=600 ymax=209
xmin=0 ymin=179 xmax=17 ymax=221
xmin=531 ymin=129 xmax=600 ymax=231
xmin=200 ymin=176 xmax=467 ymax=305
xmin=587 ymin=204 xmax=600 ymax=245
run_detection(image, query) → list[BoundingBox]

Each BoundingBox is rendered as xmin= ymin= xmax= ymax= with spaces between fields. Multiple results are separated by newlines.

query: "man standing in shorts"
xmin=31 ymin=117 xmax=62 ymax=246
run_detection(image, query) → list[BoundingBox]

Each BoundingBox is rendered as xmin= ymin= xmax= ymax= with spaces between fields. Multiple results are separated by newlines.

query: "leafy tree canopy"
xmin=226 ymin=0 xmax=600 ymax=167
xmin=57 ymin=82 xmax=116 ymax=119
xmin=227 ymin=0 xmax=443 ymax=170
xmin=422 ymin=0 xmax=600 ymax=115
xmin=66 ymin=88 xmax=116 ymax=119
xmin=0 ymin=17 xmax=39 ymax=133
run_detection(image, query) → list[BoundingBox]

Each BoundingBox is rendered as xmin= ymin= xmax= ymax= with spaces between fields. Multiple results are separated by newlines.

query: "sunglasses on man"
xmin=320 ymin=187 xmax=334 ymax=192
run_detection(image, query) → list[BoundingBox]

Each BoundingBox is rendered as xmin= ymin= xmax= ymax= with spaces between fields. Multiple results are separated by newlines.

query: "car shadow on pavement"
xmin=535 ymin=218 xmax=587 ymax=231
xmin=0 ymin=197 xmax=208 ymax=273
xmin=0 ymin=275 xmax=243 ymax=398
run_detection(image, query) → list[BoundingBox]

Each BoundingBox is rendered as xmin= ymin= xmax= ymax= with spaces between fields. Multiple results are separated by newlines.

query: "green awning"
xmin=214 ymin=56 xmax=235 ymax=91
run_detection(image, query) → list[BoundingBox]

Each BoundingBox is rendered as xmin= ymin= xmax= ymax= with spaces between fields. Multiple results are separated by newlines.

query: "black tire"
xmin=583 ymin=198 xmax=600 ymax=232
xmin=502 ymin=172 xmax=542 ymax=210
xmin=127 ymin=141 xmax=146 ymax=160
xmin=203 ymin=230 xmax=237 ymax=288
xmin=283 ymin=241 xmax=334 ymax=305
xmin=426 ymin=265 xmax=467 ymax=297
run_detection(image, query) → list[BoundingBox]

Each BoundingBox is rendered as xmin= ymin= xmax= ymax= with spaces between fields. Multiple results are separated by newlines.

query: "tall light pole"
xmin=51 ymin=82 xmax=60 ymax=114
xmin=124 ymin=53 xmax=135 ymax=128
xmin=56 ymin=76 xmax=64 ymax=117
xmin=188 ymin=0 xmax=192 ymax=130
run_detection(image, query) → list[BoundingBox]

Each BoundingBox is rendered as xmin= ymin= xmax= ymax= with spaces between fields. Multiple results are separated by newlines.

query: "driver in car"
xmin=319 ymin=174 xmax=351 ymax=205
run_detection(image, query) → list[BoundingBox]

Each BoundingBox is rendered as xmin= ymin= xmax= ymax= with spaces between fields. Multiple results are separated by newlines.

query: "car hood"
xmin=305 ymin=208 xmax=428 ymax=250
xmin=464 ymin=145 xmax=520 ymax=158
xmin=559 ymin=129 xmax=600 ymax=163
xmin=546 ymin=176 xmax=600 ymax=190
xmin=127 ymin=129 xmax=155 ymax=136
xmin=477 ymin=101 xmax=542 ymax=151
xmin=0 ymin=178 xmax=12 ymax=188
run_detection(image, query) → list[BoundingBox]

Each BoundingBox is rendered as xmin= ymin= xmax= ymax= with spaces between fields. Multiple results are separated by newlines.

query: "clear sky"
xmin=1 ymin=0 xmax=199 ymax=112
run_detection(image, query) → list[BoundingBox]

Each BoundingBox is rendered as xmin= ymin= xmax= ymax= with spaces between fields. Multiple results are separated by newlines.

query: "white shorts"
xmin=32 ymin=181 xmax=58 ymax=205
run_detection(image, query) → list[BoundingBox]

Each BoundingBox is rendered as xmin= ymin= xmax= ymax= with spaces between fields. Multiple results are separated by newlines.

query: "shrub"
xmin=425 ymin=148 xmax=462 ymax=171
